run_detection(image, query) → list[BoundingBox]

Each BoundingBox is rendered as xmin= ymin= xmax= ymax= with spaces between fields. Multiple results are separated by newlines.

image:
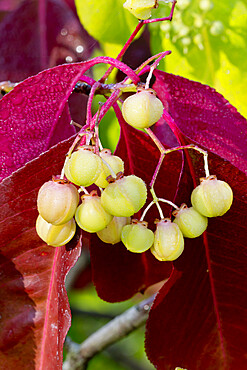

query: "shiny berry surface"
xmin=151 ymin=219 xmax=184 ymax=261
xmin=75 ymin=193 xmax=113 ymax=233
xmin=173 ymin=204 xmax=208 ymax=238
xmin=122 ymin=90 xmax=164 ymax=129
xmin=101 ymin=175 xmax=147 ymax=217
xmin=97 ymin=216 xmax=131 ymax=244
xmin=36 ymin=215 xmax=76 ymax=247
xmin=121 ymin=220 xmax=154 ymax=253
xmin=37 ymin=180 xmax=79 ymax=225
xmin=95 ymin=149 xmax=124 ymax=188
xmin=191 ymin=175 xmax=233 ymax=217
xmin=64 ymin=147 xmax=102 ymax=186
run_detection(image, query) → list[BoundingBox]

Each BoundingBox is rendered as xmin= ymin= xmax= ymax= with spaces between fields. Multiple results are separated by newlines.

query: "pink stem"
xmin=79 ymin=56 xmax=140 ymax=85
xmin=100 ymin=21 xmax=144 ymax=82
xmin=135 ymin=50 xmax=171 ymax=79
xmin=150 ymin=152 xmax=166 ymax=188
xmin=86 ymin=81 xmax=101 ymax=128
xmin=160 ymin=109 xmax=185 ymax=214
xmin=80 ymin=75 xmax=97 ymax=86
xmin=144 ymin=0 xmax=177 ymax=24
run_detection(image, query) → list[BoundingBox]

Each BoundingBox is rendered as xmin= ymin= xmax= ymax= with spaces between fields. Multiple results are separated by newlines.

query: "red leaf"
xmin=153 ymin=70 xmax=247 ymax=174
xmin=144 ymin=72 xmax=247 ymax=369
xmin=0 ymin=64 xmax=85 ymax=182
xmin=0 ymin=136 xmax=81 ymax=368
xmin=0 ymin=0 xmax=94 ymax=81
xmin=0 ymin=57 xmax=140 ymax=182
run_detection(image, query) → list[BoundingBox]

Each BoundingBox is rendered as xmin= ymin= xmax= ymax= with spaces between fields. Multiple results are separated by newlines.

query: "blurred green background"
xmin=66 ymin=1 xmax=247 ymax=368
xmin=75 ymin=0 xmax=247 ymax=150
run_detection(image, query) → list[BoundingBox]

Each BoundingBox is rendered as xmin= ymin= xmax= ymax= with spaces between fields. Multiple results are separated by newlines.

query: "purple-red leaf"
xmin=153 ymin=70 xmax=247 ymax=174
xmin=0 ymin=136 xmax=81 ymax=369
xmin=144 ymin=72 xmax=247 ymax=369
xmin=0 ymin=57 xmax=140 ymax=182
xmin=0 ymin=0 xmax=94 ymax=82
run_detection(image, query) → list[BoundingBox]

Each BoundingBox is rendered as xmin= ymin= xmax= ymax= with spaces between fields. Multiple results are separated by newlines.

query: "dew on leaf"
xmin=76 ymin=45 xmax=84 ymax=53
xmin=60 ymin=28 xmax=68 ymax=36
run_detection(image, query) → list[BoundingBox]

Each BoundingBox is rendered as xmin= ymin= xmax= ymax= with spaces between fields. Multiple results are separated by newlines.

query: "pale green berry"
xmin=75 ymin=191 xmax=113 ymax=233
xmin=122 ymin=89 xmax=164 ymax=129
xmin=97 ymin=216 xmax=131 ymax=244
xmin=173 ymin=204 xmax=208 ymax=238
xmin=37 ymin=179 xmax=79 ymax=225
xmin=36 ymin=215 xmax=76 ymax=247
xmin=121 ymin=220 xmax=154 ymax=253
xmin=101 ymin=174 xmax=147 ymax=217
xmin=64 ymin=146 xmax=102 ymax=186
xmin=191 ymin=175 xmax=233 ymax=217
xmin=123 ymin=0 xmax=156 ymax=20
xmin=151 ymin=219 xmax=184 ymax=261
xmin=95 ymin=149 xmax=124 ymax=188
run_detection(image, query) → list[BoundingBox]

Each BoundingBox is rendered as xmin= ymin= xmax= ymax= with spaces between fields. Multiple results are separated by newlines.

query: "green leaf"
xmin=74 ymin=0 xmax=138 ymax=45
xmin=148 ymin=0 xmax=247 ymax=117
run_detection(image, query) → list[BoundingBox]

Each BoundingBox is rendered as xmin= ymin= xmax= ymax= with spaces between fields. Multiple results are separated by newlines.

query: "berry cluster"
xmin=36 ymin=144 xmax=147 ymax=249
xmin=36 ymin=89 xmax=233 ymax=263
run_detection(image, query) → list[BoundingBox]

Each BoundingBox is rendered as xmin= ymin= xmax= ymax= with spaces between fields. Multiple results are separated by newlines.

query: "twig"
xmin=63 ymin=295 xmax=155 ymax=370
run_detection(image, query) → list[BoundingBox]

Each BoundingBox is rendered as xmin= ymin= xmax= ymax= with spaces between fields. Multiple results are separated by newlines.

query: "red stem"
xmin=100 ymin=21 xmax=144 ymax=82
xmin=86 ymin=82 xmax=101 ymax=128
xmin=144 ymin=0 xmax=177 ymax=24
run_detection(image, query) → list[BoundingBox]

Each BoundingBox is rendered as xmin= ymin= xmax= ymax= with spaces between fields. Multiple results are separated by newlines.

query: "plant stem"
xmin=100 ymin=158 xmax=117 ymax=179
xmin=78 ymin=187 xmax=89 ymax=195
xmin=150 ymin=188 xmax=164 ymax=219
xmin=100 ymin=21 xmax=144 ymax=82
xmin=143 ymin=0 xmax=177 ymax=24
xmin=165 ymin=144 xmax=210 ymax=177
xmin=63 ymin=295 xmax=155 ymax=370
xmin=145 ymin=51 xmax=171 ymax=89
xmin=158 ymin=198 xmax=179 ymax=210
xmin=140 ymin=201 xmax=155 ymax=221
xmin=86 ymin=82 xmax=101 ymax=127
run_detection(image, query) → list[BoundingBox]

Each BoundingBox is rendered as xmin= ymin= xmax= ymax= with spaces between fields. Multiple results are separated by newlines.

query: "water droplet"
xmin=61 ymin=28 xmax=68 ymax=36
xmin=65 ymin=56 xmax=73 ymax=63
xmin=76 ymin=45 xmax=84 ymax=53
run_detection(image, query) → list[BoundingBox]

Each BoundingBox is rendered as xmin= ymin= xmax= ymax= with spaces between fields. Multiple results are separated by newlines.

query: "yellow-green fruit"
xmin=191 ymin=175 xmax=233 ymax=217
xmin=122 ymin=90 xmax=164 ymax=129
xmin=36 ymin=215 xmax=76 ymax=247
xmin=101 ymin=175 xmax=147 ymax=217
xmin=121 ymin=221 xmax=154 ymax=253
xmin=173 ymin=204 xmax=208 ymax=238
xmin=151 ymin=219 xmax=184 ymax=261
xmin=95 ymin=149 xmax=124 ymax=188
xmin=37 ymin=180 xmax=79 ymax=225
xmin=64 ymin=147 xmax=102 ymax=186
xmin=75 ymin=193 xmax=113 ymax=233
xmin=97 ymin=216 xmax=131 ymax=244
xmin=123 ymin=0 xmax=155 ymax=19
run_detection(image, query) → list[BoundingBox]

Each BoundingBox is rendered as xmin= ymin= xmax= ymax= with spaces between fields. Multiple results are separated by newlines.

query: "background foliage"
xmin=75 ymin=0 xmax=247 ymax=118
